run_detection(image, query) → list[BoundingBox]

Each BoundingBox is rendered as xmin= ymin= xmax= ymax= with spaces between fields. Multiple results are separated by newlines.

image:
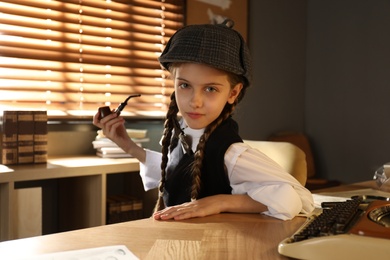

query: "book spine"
xmin=17 ymin=111 xmax=34 ymax=164
xmin=33 ymin=111 xmax=48 ymax=163
xmin=1 ymin=111 xmax=19 ymax=165
xmin=131 ymin=197 xmax=143 ymax=220
xmin=119 ymin=196 xmax=133 ymax=222
xmin=106 ymin=197 xmax=121 ymax=224
xmin=106 ymin=194 xmax=143 ymax=224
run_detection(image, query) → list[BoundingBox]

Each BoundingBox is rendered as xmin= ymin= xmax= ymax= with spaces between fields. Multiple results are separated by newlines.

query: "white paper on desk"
xmin=312 ymin=194 xmax=350 ymax=208
xmin=17 ymin=245 xmax=139 ymax=260
xmin=312 ymin=188 xmax=390 ymax=208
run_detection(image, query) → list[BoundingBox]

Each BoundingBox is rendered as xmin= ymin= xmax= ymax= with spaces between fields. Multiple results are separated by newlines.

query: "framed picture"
xmin=186 ymin=0 xmax=248 ymax=40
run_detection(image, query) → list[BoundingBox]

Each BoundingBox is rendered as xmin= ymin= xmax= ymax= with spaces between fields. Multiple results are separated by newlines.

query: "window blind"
xmin=0 ymin=0 xmax=184 ymax=119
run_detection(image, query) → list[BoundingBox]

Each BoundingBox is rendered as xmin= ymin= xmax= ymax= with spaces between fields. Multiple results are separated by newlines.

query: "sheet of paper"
xmin=17 ymin=245 xmax=139 ymax=260
xmin=316 ymin=188 xmax=390 ymax=199
xmin=313 ymin=188 xmax=390 ymax=208
xmin=311 ymin=194 xmax=349 ymax=208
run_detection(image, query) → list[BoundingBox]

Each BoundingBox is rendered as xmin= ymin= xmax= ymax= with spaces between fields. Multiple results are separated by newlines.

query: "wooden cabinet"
xmin=0 ymin=156 xmax=141 ymax=241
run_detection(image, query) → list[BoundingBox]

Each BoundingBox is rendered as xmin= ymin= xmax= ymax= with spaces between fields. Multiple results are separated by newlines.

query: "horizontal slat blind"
xmin=0 ymin=0 xmax=184 ymax=119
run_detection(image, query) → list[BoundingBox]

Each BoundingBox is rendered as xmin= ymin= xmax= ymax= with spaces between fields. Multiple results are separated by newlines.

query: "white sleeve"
xmin=225 ymin=142 xmax=314 ymax=220
xmin=139 ymin=149 xmax=162 ymax=191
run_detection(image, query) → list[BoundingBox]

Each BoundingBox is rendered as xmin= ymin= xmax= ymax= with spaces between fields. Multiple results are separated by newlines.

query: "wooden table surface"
xmin=0 ymin=213 xmax=305 ymax=259
xmin=0 ymin=180 xmax=385 ymax=259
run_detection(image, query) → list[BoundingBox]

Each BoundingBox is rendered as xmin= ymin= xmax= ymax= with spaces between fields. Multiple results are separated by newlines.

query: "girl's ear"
xmin=227 ymin=83 xmax=243 ymax=104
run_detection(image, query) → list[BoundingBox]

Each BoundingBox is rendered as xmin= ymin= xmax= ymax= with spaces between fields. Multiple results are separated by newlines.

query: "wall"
xmin=305 ymin=0 xmax=390 ymax=183
xmin=237 ymin=0 xmax=390 ymax=184
xmin=234 ymin=0 xmax=307 ymax=140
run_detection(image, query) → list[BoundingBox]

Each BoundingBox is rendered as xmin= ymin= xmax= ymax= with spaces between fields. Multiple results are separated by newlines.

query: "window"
xmin=0 ymin=0 xmax=184 ymax=119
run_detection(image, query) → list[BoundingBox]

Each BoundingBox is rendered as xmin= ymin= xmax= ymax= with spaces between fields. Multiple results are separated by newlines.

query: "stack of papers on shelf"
xmin=96 ymin=147 xmax=131 ymax=158
xmin=93 ymin=129 xmax=149 ymax=158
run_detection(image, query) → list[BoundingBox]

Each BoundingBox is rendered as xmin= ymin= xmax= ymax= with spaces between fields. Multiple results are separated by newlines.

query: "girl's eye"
xmin=205 ymin=86 xmax=217 ymax=92
xmin=179 ymin=82 xmax=189 ymax=89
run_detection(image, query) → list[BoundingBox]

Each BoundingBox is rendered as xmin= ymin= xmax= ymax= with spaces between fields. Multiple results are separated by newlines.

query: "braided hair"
xmin=154 ymin=92 xmax=180 ymax=212
xmin=154 ymin=65 xmax=245 ymax=212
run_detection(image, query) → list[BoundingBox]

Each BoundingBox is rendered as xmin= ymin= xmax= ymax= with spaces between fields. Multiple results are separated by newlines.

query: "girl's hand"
xmin=92 ymin=110 xmax=146 ymax=162
xmin=93 ymin=111 xmax=128 ymax=145
xmin=153 ymin=194 xmax=266 ymax=221
xmin=153 ymin=195 xmax=225 ymax=221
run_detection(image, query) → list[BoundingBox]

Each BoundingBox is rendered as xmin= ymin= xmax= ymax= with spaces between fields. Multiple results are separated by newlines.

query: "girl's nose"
xmin=189 ymin=91 xmax=202 ymax=108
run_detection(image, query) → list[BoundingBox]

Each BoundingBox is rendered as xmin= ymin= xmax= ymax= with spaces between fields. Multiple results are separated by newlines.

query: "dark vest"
xmin=163 ymin=117 xmax=243 ymax=206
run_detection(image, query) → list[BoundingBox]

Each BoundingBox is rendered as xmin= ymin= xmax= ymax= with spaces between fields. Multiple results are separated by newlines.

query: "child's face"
xmin=173 ymin=63 xmax=242 ymax=129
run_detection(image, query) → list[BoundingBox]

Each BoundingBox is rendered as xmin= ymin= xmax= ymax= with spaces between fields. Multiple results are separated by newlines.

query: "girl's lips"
xmin=186 ymin=112 xmax=203 ymax=119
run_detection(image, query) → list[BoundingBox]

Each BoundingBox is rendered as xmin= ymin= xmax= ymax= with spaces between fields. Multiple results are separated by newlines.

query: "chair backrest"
xmin=267 ymin=132 xmax=315 ymax=179
xmin=243 ymin=140 xmax=307 ymax=186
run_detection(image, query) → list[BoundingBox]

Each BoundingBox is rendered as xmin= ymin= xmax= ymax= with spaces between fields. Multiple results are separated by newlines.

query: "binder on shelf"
xmin=17 ymin=111 xmax=34 ymax=164
xmin=33 ymin=111 xmax=48 ymax=163
xmin=1 ymin=111 xmax=19 ymax=165
xmin=0 ymin=110 xmax=48 ymax=165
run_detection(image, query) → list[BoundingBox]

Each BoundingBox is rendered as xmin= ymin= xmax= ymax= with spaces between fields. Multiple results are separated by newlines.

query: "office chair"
xmin=267 ymin=131 xmax=341 ymax=190
xmin=243 ymin=140 xmax=307 ymax=186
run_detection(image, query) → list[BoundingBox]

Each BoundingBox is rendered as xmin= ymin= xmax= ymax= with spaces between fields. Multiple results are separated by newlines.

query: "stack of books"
xmin=92 ymin=129 xmax=149 ymax=158
xmin=0 ymin=110 xmax=48 ymax=165
xmin=106 ymin=194 xmax=143 ymax=224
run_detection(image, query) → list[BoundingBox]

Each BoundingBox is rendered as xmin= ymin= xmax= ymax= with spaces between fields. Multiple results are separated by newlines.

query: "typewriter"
xmin=278 ymin=197 xmax=390 ymax=260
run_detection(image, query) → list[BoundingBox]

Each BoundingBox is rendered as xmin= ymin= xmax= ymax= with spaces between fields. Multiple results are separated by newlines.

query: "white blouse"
xmin=138 ymin=126 xmax=314 ymax=220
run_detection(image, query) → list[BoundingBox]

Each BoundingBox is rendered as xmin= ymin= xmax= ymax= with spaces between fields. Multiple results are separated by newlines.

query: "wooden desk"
xmin=0 ymin=156 xmax=140 ymax=241
xmin=311 ymin=180 xmax=379 ymax=193
xmin=0 ymin=213 xmax=306 ymax=260
xmin=0 ymin=180 xmax=384 ymax=259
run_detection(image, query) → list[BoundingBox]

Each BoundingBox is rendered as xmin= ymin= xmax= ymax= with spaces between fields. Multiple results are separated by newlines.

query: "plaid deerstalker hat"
xmin=159 ymin=20 xmax=252 ymax=91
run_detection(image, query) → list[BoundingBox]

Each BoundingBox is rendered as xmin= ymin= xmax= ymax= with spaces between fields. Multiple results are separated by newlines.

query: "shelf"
xmin=0 ymin=156 xmax=141 ymax=241
xmin=0 ymin=156 xmax=140 ymax=183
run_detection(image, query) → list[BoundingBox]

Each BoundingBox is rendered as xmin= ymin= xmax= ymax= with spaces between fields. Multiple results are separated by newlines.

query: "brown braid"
xmin=190 ymin=101 xmax=236 ymax=200
xmin=154 ymin=92 xmax=180 ymax=212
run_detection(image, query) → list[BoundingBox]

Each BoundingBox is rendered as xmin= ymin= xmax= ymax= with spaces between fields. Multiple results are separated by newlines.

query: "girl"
xmin=93 ymin=20 xmax=314 ymax=221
